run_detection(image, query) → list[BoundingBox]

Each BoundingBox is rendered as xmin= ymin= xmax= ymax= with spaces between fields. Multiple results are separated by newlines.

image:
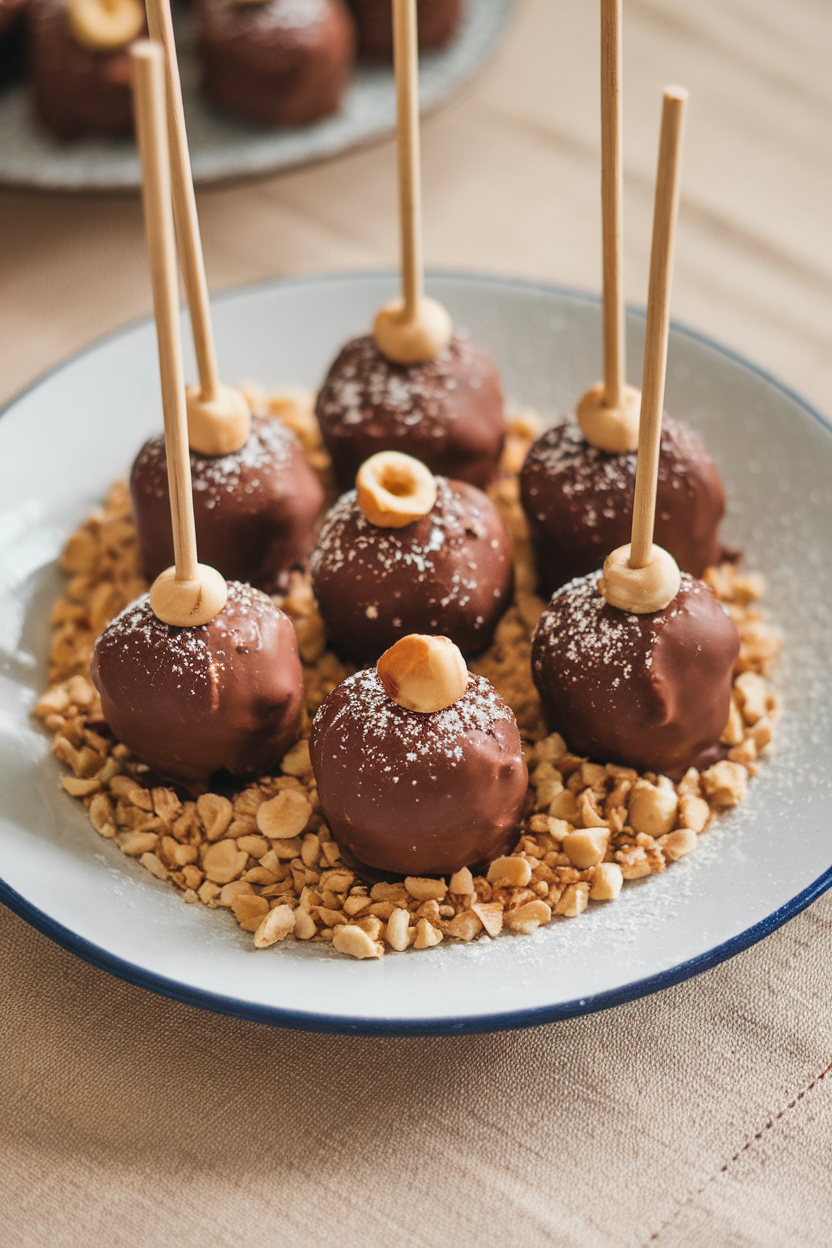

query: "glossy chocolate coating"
xmin=347 ymin=0 xmax=463 ymax=57
xmin=90 ymin=582 xmax=304 ymax=787
xmin=29 ymin=0 xmax=137 ymax=140
xmin=316 ymin=334 xmax=506 ymax=494
xmin=198 ymin=0 xmax=354 ymax=127
xmin=520 ymin=411 xmax=726 ymax=597
xmin=310 ymin=667 xmax=527 ymax=876
xmin=310 ymin=476 xmax=514 ymax=664
xmin=130 ymin=415 xmax=324 ymax=595
xmin=531 ymin=571 xmax=740 ymax=776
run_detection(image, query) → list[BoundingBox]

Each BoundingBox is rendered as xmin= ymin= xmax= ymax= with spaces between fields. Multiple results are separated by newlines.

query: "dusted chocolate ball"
xmin=131 ymin=415 xmax=323 ymax=595
xmin=198 ymin=0 xmax=354 ymax=127
xmin=531 ymin=571 xmax=740 ymax=777
xmin=28 ymin=0 xmax=138 ymax=140
xmin=91 ymin=581 xmax=304 ymax=788
xmin=310 ymin=666 xmax=527 ymax=876
xmin=520 ymin=412 xmax=726 ymax=597
xmin=310 ymin=476 xmax=514 ymax=663
xmin=316 ymin=334 xmax=506 ymax=494
xmin=347 ymin=0 xmax=463 ymax=57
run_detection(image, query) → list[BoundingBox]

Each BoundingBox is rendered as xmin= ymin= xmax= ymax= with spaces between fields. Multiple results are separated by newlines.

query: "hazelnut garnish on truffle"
xmin=377 ymin=634 xmax=468 ymax=713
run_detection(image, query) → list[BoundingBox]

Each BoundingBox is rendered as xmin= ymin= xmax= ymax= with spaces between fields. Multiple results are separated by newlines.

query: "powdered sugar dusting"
xmin=534 ymin=570 xmax=705 ymax=682
xmin=134 ymin=416 xmax=294 ymax=512
xmin=321 ymin=667 xmax=515 ymax=771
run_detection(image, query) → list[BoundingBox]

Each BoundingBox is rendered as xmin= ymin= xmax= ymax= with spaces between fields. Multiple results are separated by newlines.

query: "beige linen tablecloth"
xmin=1 ymin=1 xmax=831 ymax=1243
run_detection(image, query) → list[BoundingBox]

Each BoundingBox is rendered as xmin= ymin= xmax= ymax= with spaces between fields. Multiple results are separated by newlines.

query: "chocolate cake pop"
xmin=92 ymin=44 xmax=304 ymax=789
xmin=92 ymin=582 xmax=304 ymax=787
xmin=531 ymin=571 xmax=739 ymax=776
xmin=310 ymin=634 xmax=528 ymax=876
xmin=198 ymin=0 xmax=354 ymax=128
xmin=133 ymin=0 xmax=324 ymax=593
xmin=316 ymin=0 xmax=506 ymax=494
xmin=29 ymin=0 xmax=144 ymax=139
xmin=310 ymin=451 xmax=513 ymax=663
xmin=520 ymin=412 xmax=725 ymax=596
xmin=519 ymin=0 xmax=725 ymax=598
xmin=316 ymin=332 xmax=505 ymax=494
xmin=531 ymin=88 xmax=738 ymax=778
xmin=348 ymin=0 xmax=463 ymax=58
xmin=131 ymin=414 xmax=323 ymax=593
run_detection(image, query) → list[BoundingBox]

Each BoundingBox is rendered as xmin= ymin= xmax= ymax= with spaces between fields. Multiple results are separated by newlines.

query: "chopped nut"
xmin=197 ymin=881 xmax=221 ymax=905
xmin=332 ymin=925 xmax=384 ymax=959
xmin=232 ymin=894 xmax=270 ymax=931
xmin=554 ymin=882 xmax=589 ymax=918
xmin=254 ymin=904 xmax=296 ymax=948
xmin=471 ymin=901 xmax=503 ymax=938
xmin=236 ymin=834 xmax=270 ymax=859
xmin=343 ymin=894 xmax=372 ymax=917
xmin=589 ymin=863 xmax=623 ymax=901
xmin=256 ymin=790 xmax=312 ymax=839
xmin=734 ymin=671 xmax=768 ymax=724
xmin=562 ymin=828 xmax=608 ymax=869
xmin=404 ymin=876 xmax=447 ymax=902
xmin=386 ymin=907 xmax=412 ymax=952
xmin=139 ymin=852 xmax=168 ymax=881
xmin=202 ymin=840 xmax=248 ymax=885
xmin=118 ymin=831 xmax=159 ymax=856
xmin=678 ymin=793 xmax=710 ymax=833
xmin=448 ymin=865 xmax=474 ymax=895
xmin=196 ymin=792 xmax=233 ymax=841
xmin=293 ymin=907 xmax=317 ymax=940
xmin=446 ymin=910 xmax=483 ymax=942
xmin=486 ymin=856 xmax=532 ymax=888
xmin=505 ymin=900 xmax=551 ymax=934
xmin=701 ymin=760 xmax=748 ymax=808
xmin=280 ymin=738 xmax=312 ymax=777
xmin=659 ymin=828 xmax=698 ymax=861
xmin=218 ymin=880 xmax=253 ymax=906
xmin=628 ymin=780 xmax=678 ymax=837
xmin=413 ymin=918 xmax=443 ymax=950
xmin=60 ymin=775 xmax=100 ymax=797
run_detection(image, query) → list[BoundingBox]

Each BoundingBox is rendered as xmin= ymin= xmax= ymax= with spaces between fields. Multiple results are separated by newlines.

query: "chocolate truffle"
xmin=131 ymin=414 xmax=324 ymax=595
xmin=347 ymin=0 xmax=463 ymax=57
xmin=520 ymin=411 xmax=726 ymax=597
xmin=90 ymin=581 xmax=304 ymax=787
xmin=310 ymin=666 xmax=527 ymax=876
xmin=531 ymin=571 xmax=740 ymax=777
xmin=316 ymin=333 xmax=506 ymax=494
xmin=29 ymin=0 xmax=138 ymax=140
xmin=310 ymin=475 xmax=514 ymax=663
xmin=198 ymin=0 xmax=354 ymax=128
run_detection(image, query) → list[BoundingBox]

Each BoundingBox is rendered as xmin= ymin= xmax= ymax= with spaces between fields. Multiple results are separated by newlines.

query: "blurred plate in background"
xmin=0 ymin=0 xmax=511 ymax=191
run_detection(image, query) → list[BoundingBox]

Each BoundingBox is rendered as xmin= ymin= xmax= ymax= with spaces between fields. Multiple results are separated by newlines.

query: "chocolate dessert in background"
xmin=316 ymin=333 xmax=506 ymax=494
xmin=29 ymin=0 xmax=144 ymax=140
xmin=0 ymin=0 xmax=27 ymax=89
xmin=520 ymin=412 xmax=726 ymax=598
xmin=198 ymin=0 xmax=354 ymax=127
xmin=347 ymin=0 xmax=463 ymax=57
xmin=130 ymin=415 xmax=324 ymax=595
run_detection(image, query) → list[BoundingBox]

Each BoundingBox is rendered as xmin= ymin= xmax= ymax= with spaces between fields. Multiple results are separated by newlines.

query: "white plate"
xmin=1 ymin=272 xmax=830 ymax=1035
xmin=0 ymin=0 xmax=510 ymax=191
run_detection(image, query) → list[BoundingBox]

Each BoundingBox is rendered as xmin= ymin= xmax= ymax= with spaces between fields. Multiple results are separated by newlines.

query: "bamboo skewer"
xmin=145 ymin=0 xmax=219 ymax=404
xmin=599 ymin=86 xmax=687 ymax=616
xmin=132 ymin=41 xmax=227 ymax=628
xmin=629 ymin=87 xmax=687 ymax=569
xmin=600 ymin=0 xmax=625 ymax=413
xmin=373 ymin=0 xmax=452 ymax=365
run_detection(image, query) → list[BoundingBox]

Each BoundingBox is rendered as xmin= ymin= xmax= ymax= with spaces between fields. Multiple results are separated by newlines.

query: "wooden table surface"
xmin=1 ymin=2 xmax=832 ymax=1245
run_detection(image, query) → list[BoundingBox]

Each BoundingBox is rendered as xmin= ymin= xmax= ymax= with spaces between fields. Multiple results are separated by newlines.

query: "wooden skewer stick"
xmin=629 ymin=87 xmax=687 ymax=569
xmin=373 ymin=0 xmax=452 ymax=364
xmin=132 ymin=41 xmax=227 ymax=627
xmin=600 ymin=0 xmax=625 ymax=412
xmin=144 ymin=0 xmax=250 ymax=458
xmin=145 ymin=0 xmax=218 ymax=404
xmin=394 ymin=0 xmax=422 ymax=323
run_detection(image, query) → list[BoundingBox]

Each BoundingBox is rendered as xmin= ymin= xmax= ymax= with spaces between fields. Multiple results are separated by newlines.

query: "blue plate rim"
xmin=1 ymin=268 xmax=830 ymax=1037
